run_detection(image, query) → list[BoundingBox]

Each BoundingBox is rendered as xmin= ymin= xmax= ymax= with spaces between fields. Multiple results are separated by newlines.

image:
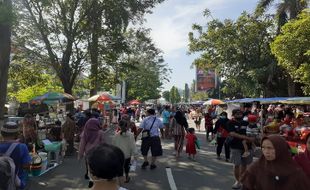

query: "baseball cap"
xmin=1 ymin=122 xmax=19 ymax=133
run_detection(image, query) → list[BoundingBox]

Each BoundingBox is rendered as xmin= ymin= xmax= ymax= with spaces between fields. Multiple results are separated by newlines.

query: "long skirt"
xmin=174 ymin=135 xmax=185 ymax=154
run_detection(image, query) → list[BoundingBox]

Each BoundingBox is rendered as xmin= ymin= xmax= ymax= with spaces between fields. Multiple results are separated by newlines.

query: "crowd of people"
xmin=1 ymin=102 xmax=310 ymax=190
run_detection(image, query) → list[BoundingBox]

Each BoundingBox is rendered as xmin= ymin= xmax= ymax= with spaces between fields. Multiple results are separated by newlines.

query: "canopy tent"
xmin=128 ymin=99 xmax=141 ymax=105
xmin=203 ymin=99 xmax=225 ymax=105
xmin=225 ymin=97 xmax=290 ymax=104
xmin=88 ymin=93 xmax=121 ymax=102
xmin=190 ymin=101 xmax=205 ymax=105
xmin=279 ymin=97 xmax=310 ymax=105
xmin=30 ymin=92 xmax=75 ymax=104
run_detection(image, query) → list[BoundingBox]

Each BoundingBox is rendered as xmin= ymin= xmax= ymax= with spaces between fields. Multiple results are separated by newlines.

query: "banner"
xmin=196 ymin=69 xmax=216 ymax=92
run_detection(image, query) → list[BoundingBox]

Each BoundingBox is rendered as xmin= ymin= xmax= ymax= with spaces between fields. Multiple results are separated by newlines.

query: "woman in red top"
xmin=186 ymin=128 xmax=197 ymax=160
xmin=294 ymin=136 xmax=310 ymax=179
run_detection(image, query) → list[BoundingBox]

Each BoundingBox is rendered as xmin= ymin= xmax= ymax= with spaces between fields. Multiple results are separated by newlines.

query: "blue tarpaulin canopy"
xmin=225 ymin=97 xmax=290 ymax=104
xmin=280 ymin=97 xmax=310 ymax=104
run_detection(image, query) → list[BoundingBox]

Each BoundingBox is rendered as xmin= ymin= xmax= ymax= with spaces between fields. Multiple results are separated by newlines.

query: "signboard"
xmin=196 ymin=69 xmax=216 ymax=92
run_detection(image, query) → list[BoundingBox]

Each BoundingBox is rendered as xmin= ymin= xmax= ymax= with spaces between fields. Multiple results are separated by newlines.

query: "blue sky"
xmin=143 ymin=0 xmax=259 ymax=91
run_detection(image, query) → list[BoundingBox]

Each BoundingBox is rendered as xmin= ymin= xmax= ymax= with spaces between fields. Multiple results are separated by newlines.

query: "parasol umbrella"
xmin=203 ymin=99 xmax=224 ymax=106
xmin=88 ymin=93 xmax=112 ymax=102
xmin=128 ymin=99 xmax=141 ymax=105
xmin=30 ymin=92 xmax=75 ymax=104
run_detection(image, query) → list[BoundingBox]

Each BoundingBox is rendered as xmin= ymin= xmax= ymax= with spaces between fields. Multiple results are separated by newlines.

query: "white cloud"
xmin=144 ymin=0 xmax=228 ymax=56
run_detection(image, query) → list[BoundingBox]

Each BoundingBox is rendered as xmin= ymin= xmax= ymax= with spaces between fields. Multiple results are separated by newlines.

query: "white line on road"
xmin=166 ymin=167 xmax=178 ymax=190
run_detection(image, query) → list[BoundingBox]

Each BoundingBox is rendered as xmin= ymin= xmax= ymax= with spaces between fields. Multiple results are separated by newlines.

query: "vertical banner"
xmin=196 ymin=68 xmax=216 ymax=92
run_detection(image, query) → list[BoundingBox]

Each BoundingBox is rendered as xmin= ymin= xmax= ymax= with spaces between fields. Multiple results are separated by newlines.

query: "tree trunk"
xmin=0 ymin=0 xmax=12 ymax=126
xmin=89 ymin=3 xmax=101 ymax=97
xmin=287 ymin=76 xmax=296 ymax=97
xmin=60 ymin=76 xmax=74 ymax=112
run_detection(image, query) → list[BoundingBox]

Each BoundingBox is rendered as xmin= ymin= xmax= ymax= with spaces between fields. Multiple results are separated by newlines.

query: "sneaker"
xmin=232 ymin=181 xmax=241 ymax=189
xmin=150 ymin=164 xmax=157 ymax=170
xmin=225 ymin=158 xmax=230 ymax=162
xmin=242 ymin=151 xmax=250 ymax=158
xmin=216 ymin=155 xmax=221 ymax=160
xmin=141 ymin=161 xmax=149 ymax=169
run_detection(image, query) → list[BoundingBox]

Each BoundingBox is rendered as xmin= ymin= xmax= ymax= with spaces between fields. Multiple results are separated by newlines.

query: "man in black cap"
xmin=0 ymin=122 xmax=31 ymax=189
xmin=138 ymin=108 xmax=164 ymax=170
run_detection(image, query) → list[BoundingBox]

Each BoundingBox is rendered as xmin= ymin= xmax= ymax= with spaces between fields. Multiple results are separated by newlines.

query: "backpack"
xmin=0 ymin=143 xmax=20 ymax=190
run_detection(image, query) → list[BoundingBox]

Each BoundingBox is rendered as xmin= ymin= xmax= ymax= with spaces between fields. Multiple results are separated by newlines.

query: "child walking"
xmin=186 ymin=128 xmax=199 ymax=160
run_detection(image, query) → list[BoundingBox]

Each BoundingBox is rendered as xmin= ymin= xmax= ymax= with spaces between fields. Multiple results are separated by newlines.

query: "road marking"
xmin=166 ymin=167 xmax=178 ymax=190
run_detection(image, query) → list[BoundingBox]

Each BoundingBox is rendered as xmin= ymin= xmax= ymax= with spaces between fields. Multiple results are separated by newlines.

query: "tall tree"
xmin=18 ymin=0 xmax=88 ymax=96
xmin=255 ymin=0 xmax=309 ymax=96
xmin=123 ymin=29 xmax=170 ymax=101
xmin=184 ymin=83 xmax=189 ymax=103
xmin=0 ymin=0 xmax=12 ymax=125
xmin=271 ymin=10 xmax=310 ymax=94
xmin=84 ymin=0 xmax=165 ymax=96
xmin=189 ymin=11 xmax=286 ymax=98
xmin=170 ymin=86 xmax=181 ymax=104
xmin=162 ymin=90 xmax=170 ymax=103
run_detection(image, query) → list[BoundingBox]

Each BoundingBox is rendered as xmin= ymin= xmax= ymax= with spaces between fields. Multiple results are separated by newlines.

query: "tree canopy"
xmin=271 ymin=10 xmax=310 ymax=94
xmin=188 ymin=11 xmax=287 ymax=98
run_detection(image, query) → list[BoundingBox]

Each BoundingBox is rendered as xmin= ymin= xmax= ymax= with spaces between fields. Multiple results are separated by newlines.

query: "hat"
xmin=1 ymin=122 xmax=19 ymax=133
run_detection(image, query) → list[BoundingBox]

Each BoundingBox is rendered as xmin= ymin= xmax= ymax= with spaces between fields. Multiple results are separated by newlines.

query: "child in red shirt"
xmin=186 ymin=128 xmax=199 ymax=160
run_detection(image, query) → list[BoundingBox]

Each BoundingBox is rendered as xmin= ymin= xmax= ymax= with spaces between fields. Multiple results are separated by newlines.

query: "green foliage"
xmin=124 ymin=29 xmax=170 ymax=101
xmin=11 ymin=0 xmax=166 ymax=100
xmin=184 ymin=83 xmax=189 ymax=103
xmin=191 ymin=92 xmax=208 ymax=101
xmin=7 ymin=58 xmax=63 ymax=102
xmin=271 ymin=10 xmax=310 ymax=94
xmin=188 ymin=11 xmax=288 ymax=98
xmin=162 ymin=90 xmax=170 ymax=102
xmin=0 ymin=0 xmax=14 ymax=24
xmin=169 ymin=86 xmax=181 ymax=104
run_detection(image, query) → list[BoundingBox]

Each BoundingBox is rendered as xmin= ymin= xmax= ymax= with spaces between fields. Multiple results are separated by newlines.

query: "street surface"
xmin=29 ymin=119 xmax=235 ymax=190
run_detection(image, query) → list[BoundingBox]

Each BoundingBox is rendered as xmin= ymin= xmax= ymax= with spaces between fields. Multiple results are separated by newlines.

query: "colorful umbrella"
xmin=203 ymin=99 xmax=224 ymax=105
xmin=88 ymin=93 xmax=112 ymax=102
xmin=30 ymin=92 xmax=75 ymax=104
xmin=128 ymin=99 xmax=141 ymax=105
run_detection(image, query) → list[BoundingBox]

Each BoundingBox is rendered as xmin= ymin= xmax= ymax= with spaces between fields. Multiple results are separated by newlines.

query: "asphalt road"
xmin=29 ymin=119 xmax=235 ymax=190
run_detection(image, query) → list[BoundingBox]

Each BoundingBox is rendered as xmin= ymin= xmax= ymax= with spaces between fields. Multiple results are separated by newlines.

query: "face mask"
xmin=220 ymin=116 xmax=226 ymax=119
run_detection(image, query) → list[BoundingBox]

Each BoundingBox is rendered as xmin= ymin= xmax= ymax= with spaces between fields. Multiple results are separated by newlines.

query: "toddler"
xmin=242 ymin=115 xmax=259 ymax=157
xmin=186 ymin=128 xmax=199 ymax=160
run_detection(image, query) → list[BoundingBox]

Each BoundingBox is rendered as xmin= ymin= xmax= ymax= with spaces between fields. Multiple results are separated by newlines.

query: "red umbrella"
xmin=129 ymin=99 xmax=140 ymax=105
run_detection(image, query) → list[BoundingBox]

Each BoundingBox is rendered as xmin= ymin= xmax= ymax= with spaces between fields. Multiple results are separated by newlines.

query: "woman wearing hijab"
xmin=171 ymin=110 xmax=189 ymax=158
xmin=241 ymin=135 xmax=310 ymax=190
xmin=294 ymin=136 xmax=310 ymax=179
xmin=78 ymin=118 xmax=105 ymax=187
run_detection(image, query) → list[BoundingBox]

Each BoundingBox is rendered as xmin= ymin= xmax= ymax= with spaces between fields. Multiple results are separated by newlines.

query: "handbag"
xmin=142 ymin=117 xmax=156 ymax=139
